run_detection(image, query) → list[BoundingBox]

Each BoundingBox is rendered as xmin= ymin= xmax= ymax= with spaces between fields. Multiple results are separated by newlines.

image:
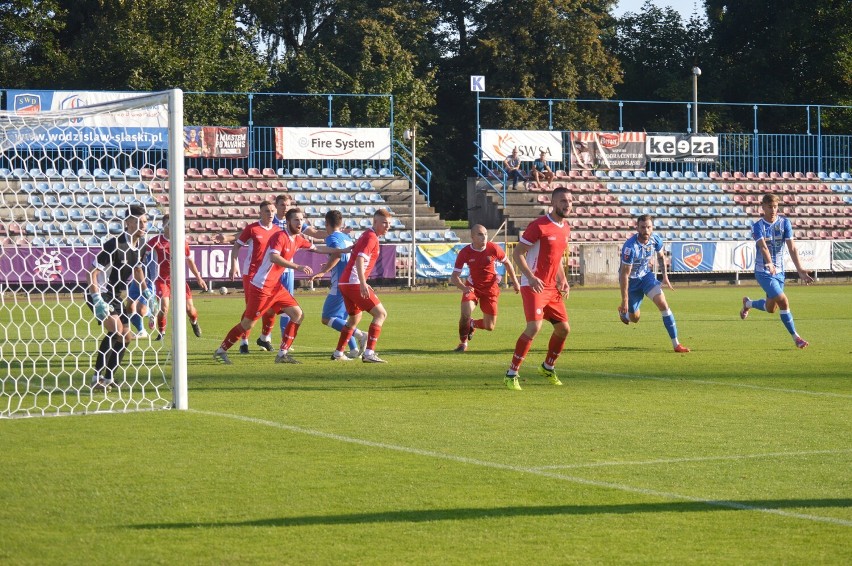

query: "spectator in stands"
xmin=530 ymin=150 xmax=555 ymax=187
xmin=739 ymin=193 xmax=813 ymax=348
xmin=86 ymin=204 xmax=149 ymax=391
xmin=504 ymin=187 xmax=572 ymax=390
xmin=503 ymin=148 xmax=526 ymax=190
xmin=618 ymin=214 xmax=690 ymax=353
xmin=450 ymin=224 xmax=520 ymax=352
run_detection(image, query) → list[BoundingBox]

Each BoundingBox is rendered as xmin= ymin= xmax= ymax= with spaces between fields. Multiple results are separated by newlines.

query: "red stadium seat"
xmin=256 ymin=181 xmax=271 ymax=191
xmin=201 ymin=168 xmax=217 ymax=179
xmin=139 ymin=168 xmax=155 ymax=179
xmin=247 ymin=168 xmax=264 ymax=179
xmin=216 ymin=168 xmax=233 ymax=178
xmin=231 ymin=168 xmax=248 ymax=179
xmin=240 ymin=181 xmax=255 ymax=192
xmin=155 ymin=167 xmax=169 ymax=179
xmin=186 ymin=168 xmax=202 ymax=179
xmin=262 ymin=168 xmax=277 ymax=179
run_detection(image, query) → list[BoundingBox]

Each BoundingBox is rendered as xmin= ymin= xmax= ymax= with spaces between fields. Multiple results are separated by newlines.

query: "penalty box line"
xmin=534 ymin=448 xmax=852 ymax=470
xmin=193 ymin=409 xmax=852 ymax=528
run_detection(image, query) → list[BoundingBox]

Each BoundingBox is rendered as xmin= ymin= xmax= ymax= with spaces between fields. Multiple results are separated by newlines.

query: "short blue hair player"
xmin=739 ymin=193 xmax=813 ymax=348
xmin=618 ymin=214 xmax=690 ymax=353
xmin=311 ymin=209 xmax=366 ymax=359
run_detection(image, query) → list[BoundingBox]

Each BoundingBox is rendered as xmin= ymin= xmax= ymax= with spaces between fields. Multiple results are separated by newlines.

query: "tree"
xmin=48 ymin=0 xmax=267 ymax=124
xmin=610 ymin=1 xmax=711 ymax=132
xmin=705 ymin=0 xmax=852 ymax=132
xmin=0 ymin=0 xmax=68 ymax=88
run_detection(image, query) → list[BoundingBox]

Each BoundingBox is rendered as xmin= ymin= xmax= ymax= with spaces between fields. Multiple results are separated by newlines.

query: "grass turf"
xmin=1 ymin=283 xmax=850 ymax=564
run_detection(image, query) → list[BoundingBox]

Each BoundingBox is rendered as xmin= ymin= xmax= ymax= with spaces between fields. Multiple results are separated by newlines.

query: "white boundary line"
xmin=534 ymin=449 xmax=852 ymax=470
xmin=193 ymin=409 xmax=852 ymax=528
xmin=585 ymin=371 xmax=852 ymax=399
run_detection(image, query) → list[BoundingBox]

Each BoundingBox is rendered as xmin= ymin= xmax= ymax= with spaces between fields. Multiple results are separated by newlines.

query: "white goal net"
xmin=0 ymin=90 xmax=187 ymax=418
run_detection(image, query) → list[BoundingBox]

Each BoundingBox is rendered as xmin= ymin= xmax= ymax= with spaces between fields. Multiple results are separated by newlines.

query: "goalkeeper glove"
xmin=90 ymin=293 xmax=112 ymax=321
xmin=142 ymin=286 xmax=156 ymax=302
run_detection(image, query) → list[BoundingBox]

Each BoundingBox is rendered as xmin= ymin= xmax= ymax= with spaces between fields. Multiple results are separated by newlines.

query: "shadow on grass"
xmin=130 ymin=498 xmax=852 ymax=530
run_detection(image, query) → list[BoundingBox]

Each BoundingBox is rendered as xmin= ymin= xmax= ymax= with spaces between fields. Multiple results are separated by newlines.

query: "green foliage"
xmin=1 ymin=287 xmax=851 ymax=562
xmin=0 ymin=0 xmax=68 ymax=88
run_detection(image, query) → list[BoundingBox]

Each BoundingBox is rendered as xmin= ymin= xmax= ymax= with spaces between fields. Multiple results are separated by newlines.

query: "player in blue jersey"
xmin=618 ymin=214 xmax=690 ymax=353
xmin=311 ymin=209 xmax=367 ymax=360
xmin=739 ymin=193 xmax=813 ymax=348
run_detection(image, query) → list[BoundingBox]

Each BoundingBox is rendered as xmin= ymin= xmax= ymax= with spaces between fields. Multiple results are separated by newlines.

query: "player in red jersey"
xmin=504 ymin=187 xmax=573 ymax=391
xmin=213 ymin=202 xmax=279 ymax=363
xmin=144 ymin=214 xmax=208 ymax=340
xmin=214 ymin=207 xmax=340 ymax=365
xmin=450 ymin=224 xmax=520 ymax=352
xmin=333 ymin=208 xmax=392 ymax=363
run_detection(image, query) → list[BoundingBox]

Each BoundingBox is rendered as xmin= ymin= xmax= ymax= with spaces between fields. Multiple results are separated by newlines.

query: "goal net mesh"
xmin=0 ymin=91 xmax=179 ymax=418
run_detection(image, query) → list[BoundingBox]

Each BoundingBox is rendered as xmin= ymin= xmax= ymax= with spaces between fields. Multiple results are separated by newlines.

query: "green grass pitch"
xmin=1 ymin=283 xmax=850 ymax=564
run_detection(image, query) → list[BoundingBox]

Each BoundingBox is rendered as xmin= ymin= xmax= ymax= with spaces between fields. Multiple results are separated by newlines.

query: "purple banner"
xmin=0 ymin=245 xmax=397 ymax=284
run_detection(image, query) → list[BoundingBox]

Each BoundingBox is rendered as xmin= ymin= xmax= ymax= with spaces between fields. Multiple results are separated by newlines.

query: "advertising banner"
xmin=184 ymin=126 xmax=248 ymax=158
xmin=274 ymin=127 xmax=391 ymax=160
xmin=569 ymin=131 xmax=646 ymax=171
xmin=4 ymin=90 xmax=168 ymax=149
xmin=0 ymin=245 xmax=397 ymax=284
xmin=832 ymin=241 xmax=852 ymax=271
xmin=415 ymin=243 xmax=507 ymax=279
xmin=645 ymin=134 xmax=718 ymax=163
xmin=480 ymin=130 xmax=563 ymax=162
xmin=671 ymin=240 xmax=831 ymax=272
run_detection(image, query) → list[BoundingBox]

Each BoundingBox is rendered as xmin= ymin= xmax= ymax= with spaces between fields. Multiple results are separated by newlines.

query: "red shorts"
xmin=244 ymin=284 xmax=298 ymax=321
xmin=154 ymin=279 xmax=192 ymax=302
xmin=521 ymin=286 xmax=567 ymax=323
xmin=461 ymin=287 xmax=499 ymax=316
xmin=340 ymin=284 xmax=381 ymax=316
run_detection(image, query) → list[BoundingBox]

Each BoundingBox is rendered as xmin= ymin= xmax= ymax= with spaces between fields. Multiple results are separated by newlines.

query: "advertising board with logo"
xmin=569 ymin=131 xmax=646 ymax=171
xmin=5 ymin=90 xmax=168 ymax=149
xmin=480 ymin=130 xmax=563 ymax=162
xmin=645 ymin=135 xmax=718 ymax=163
xmin=671 ymin=240 xmax=831 ymax=272
xmin=274 ymin=128 xmax=391 ymax=160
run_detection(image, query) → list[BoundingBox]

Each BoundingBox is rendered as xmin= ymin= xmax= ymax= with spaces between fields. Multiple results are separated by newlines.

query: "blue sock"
xmin=661 ymin=310 xmax=678 ymax=340
xmin=329 ymin=317 xmax=358 ymax=350
xmin=751 ymin=299 xmax=767 ymax=311
xmin=779 ymin=310 xmax=797 ymax=336
xmin=130 ymin=313 xmax=143 ymax=333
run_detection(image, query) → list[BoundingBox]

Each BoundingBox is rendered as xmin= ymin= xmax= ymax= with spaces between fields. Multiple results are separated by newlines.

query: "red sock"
xmin=260 ymin=310 xmax=276 ymax=336
xmin=367 ymin=323 xmax=382 ymax=351
xmin=510 ymin=334 xmax=534 ymax=372
xmin=157 ymin=313 xmax=166 ymax=333
xmin=219 ymin=324 xmax=245 ymax=351
xmin=544 ymin=333 xmax=567 ymax=367
xmin=336 ymin=325 xmax=356 ymax=352
xmin=279 ymin=321 xmax=300 ymax=351
xmin=473 ymin=319 xmax=486 ymax=330
xmin=458 ymin=318 xmax=470 ymax=342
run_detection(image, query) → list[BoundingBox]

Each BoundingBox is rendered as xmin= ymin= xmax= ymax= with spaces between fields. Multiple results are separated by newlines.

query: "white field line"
xmin=534 ymin=449 xmax=852 ymax=470
xmin=193 ymin=409 xmax=852 ymax=528
xmin=581 ymin=371 xmax=852 ymax=399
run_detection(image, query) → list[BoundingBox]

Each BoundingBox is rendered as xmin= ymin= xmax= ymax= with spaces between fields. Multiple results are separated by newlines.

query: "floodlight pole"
xmin=692 ymin=66 xmax=702 ymax=133
xmin=405 ymin=127 xmax=416 ymax=288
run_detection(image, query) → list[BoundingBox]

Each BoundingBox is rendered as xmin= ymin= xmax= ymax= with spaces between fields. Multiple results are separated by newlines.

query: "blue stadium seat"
xmin=306 ymin=168 xmax=321 ymax=178
xmin=321 ymin=167 xmax=335 ymax=177
xmin=378 ymin=168 xmax=394 ymax=178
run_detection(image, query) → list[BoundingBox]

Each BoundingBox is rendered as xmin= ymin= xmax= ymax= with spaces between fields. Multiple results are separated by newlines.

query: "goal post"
xmin=0 ymin=89 xmax=187 ymax=418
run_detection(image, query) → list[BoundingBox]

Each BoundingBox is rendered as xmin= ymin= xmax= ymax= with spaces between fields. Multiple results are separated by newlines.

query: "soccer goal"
xmin=0 ymin=89 xmax=188 ymax=418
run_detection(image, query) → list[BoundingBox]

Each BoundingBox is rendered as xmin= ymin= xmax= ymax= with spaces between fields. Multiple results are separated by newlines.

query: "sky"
xmin=613 ymin=0 xmax=701 ymax=21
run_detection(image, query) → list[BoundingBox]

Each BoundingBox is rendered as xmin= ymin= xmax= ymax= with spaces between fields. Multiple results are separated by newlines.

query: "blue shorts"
xmin=627 ymin=272 xmax=661 ymax=314
xmin=322 ymin=290 xmax=347 ymax=321
xmin=127 ymin=281 xmax=153 ymax=308
xmin=756 ymin=271 xmax=785 ymax=299
xmin=280 ymin=269 xmax=294 ymax=294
